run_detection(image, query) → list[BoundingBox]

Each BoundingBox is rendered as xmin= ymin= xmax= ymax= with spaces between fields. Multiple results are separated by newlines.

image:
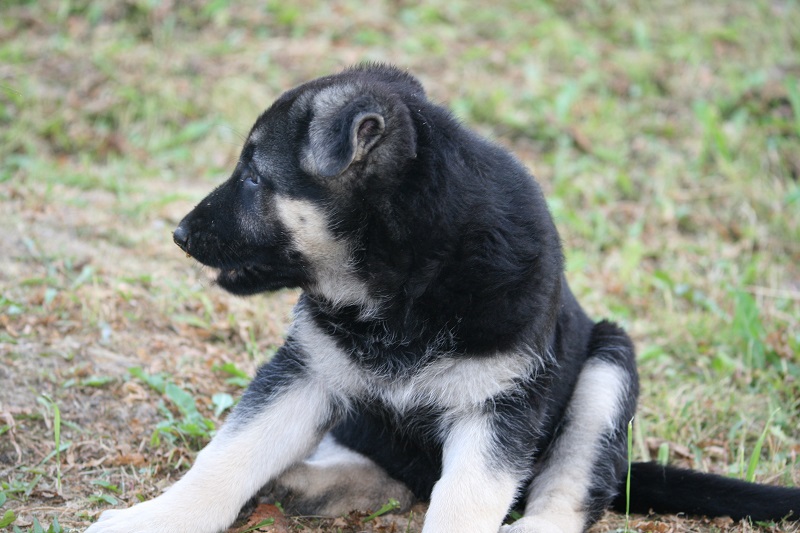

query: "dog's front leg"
xmin=422 ymin=413 xmax=524 ymax=533
xmin=86 ymin=349 xmax=341 ymax=533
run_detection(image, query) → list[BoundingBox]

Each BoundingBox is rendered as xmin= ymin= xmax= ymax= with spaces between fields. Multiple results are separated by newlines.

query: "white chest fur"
xmin=293 ymin=313 xmax=542 ymax=414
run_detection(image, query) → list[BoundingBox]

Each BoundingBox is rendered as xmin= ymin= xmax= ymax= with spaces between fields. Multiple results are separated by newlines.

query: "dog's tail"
xmin=611 ymin=462 xmax=800 ymax=522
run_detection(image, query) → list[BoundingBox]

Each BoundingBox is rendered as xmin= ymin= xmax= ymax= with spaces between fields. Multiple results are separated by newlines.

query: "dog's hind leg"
xmin=262 ymin=433 xmax=415 ymax=516
xmin=500 ymin=321 xmax=639 ymax=533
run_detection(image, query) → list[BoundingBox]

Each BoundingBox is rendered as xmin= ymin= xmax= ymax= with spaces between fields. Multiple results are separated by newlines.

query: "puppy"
xmin=87 ymin=64 xmax=800 ymax=533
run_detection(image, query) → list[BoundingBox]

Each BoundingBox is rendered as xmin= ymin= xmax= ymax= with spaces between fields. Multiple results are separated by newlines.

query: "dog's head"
xmin=173 ymin=65 xmax=421 ymax=302
xmin=176 ymin=65 xmax=564 ymax=350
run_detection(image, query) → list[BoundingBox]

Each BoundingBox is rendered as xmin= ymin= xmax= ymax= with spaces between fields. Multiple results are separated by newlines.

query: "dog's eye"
xmin=243 ymin=168 xmax=260 ymax=186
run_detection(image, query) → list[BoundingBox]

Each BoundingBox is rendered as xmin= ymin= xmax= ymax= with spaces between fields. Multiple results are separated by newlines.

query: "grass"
xmin=0 ymin=0 xmax=798 ymax=532
xmin=361 ymin=499 xmax=401 ymax=523
xmin=624 ymin=418 xmax=633 ymax=533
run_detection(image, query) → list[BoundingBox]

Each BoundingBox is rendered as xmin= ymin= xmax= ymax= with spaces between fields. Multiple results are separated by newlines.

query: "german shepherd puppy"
xmin=87 ymin=65 xmax=800 ymax=533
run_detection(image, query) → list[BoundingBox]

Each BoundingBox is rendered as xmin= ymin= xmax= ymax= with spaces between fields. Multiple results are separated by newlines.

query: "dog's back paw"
xmin=261 ymin=434 xmax=414 ymax=517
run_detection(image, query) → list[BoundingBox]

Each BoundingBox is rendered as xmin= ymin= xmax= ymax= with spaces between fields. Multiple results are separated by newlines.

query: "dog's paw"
xmin=262 ymin=460 xmax=414 ymax=517
xmin=85 ymin=505 xmax=160 ymax=533
xmin=84 ymin=496 xmax=230 ymax=533
xmin=85 ymin=502 xmax=177 ymax=533
xmin=498 ymin=516 xmax=567 ymax=533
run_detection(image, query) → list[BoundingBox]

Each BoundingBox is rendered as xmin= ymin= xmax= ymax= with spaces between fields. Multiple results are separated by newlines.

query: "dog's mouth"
xmin=214 ymin=262 xmax=305 ymax=296
xmin=172 ymin=225 xmax=305 ymax=295
xmin=215 ymin=265 xmax=269 ymax=295
xmin=216 ymin=266 xmax=249 ymax=286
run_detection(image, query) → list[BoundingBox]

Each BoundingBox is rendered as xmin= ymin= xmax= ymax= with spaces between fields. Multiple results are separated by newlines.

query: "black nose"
xmin=173 ymin=224 xmax=189 ymax=251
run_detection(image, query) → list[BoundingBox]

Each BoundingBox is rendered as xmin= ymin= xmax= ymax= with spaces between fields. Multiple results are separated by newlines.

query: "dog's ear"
xmin=306 ymin=96 xmax=387 ymax=178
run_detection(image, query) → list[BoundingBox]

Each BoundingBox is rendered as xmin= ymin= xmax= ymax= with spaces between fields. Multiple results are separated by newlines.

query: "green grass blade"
xmin=238 ymin=518 xmax=275 ymax=533
xmin=785 ymin=77 xmax=800 ymax=137
xmin=53 ymin=402 xmax=61 ymax=493
xmin=625 ymin=417 xmax=634 ymax=533
xmin=657 ymin=442 xmax=669 ymax=466
xmin=362 ymin=498 xmax=400 ymax=522
xmin=746 ymin=410 xmax=777 ymax=482
xmin=0 ymin=510 xmax=16 ymax=528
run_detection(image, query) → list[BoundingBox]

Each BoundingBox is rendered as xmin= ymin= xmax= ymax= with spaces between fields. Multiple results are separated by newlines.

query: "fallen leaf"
xmin=228 ymin=503 xmax=288 ymax=533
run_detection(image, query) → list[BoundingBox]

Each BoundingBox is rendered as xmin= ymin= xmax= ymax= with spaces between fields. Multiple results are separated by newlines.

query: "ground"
xmin=0 ymin=1 xmax=799 ymax=532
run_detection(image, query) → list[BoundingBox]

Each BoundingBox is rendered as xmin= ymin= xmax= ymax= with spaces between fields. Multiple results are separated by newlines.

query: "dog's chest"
xmin=294 ymin=311 xmax=536 ymax=413
xmin=374 ymin=353 xmax=535 ymax=413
